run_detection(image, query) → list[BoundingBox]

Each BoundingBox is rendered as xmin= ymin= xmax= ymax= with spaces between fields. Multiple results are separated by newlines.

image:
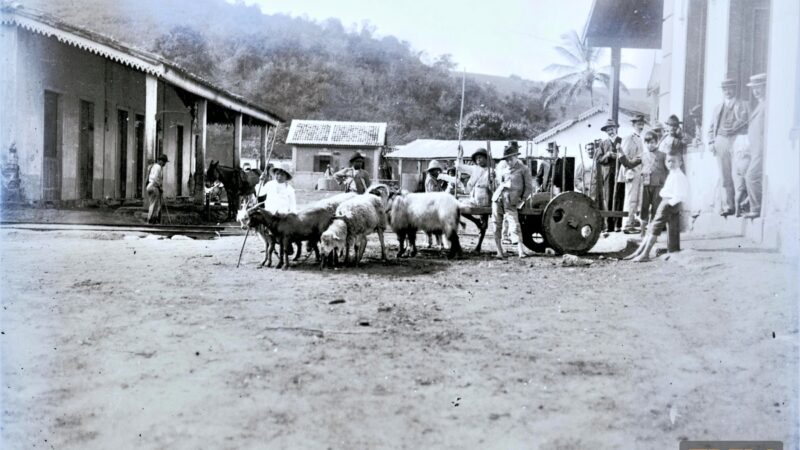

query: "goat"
xmin=386 ymin=191 xmax=462 ymax=259
xmin=319 ymin=194 xmax=387 ymax=268
xmin=245 ymin=206 xmax=334 ymax=269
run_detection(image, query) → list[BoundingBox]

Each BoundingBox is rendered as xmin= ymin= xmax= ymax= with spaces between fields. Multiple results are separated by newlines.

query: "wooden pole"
xmin=455 ymin=69 xmax=466 ymax=197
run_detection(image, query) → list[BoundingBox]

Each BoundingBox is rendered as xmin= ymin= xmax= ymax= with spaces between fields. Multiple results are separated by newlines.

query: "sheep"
xmin=319 ymin=194 xmax=387 ymax=268
xmin=387 ymin=191 xmax=462 ymax=259
xmin=244 ymin=205 xmax=336 ymax=269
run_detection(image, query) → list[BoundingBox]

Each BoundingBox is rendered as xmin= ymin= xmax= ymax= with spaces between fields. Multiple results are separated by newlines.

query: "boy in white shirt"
xmin=263 ymin=161 xmax=297 ymax=214
xmin=626 ymin=153 xmax=689 ymax=262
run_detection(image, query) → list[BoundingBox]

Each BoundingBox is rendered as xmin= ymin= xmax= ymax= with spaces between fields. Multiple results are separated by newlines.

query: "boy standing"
xmin=638 ymin=130 xmax=668 ymax=236
xmin=626 ymin=153 xmax=689 ymax=262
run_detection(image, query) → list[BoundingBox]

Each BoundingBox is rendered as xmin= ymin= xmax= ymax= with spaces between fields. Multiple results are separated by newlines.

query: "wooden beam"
xmin=259 ymin=125 xmax=269 ymax=171
xmin=144 ymin=74 xmax=158 ymax=198
xmin=233 ymin=113 xmax=242 ymax=168
xmin=610 ymin=47 xmax=621 ymax=124
xmin=194 ymin=99 xmax=207 ymax=204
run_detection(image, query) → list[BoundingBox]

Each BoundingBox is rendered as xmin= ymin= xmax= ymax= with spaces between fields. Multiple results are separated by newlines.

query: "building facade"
xmin=0 ymin=6 xmax=282 ymax=205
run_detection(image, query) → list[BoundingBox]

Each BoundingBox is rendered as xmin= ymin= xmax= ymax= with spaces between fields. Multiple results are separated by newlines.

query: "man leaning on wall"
xmin=708 ymin=78 xmax=749 ymax=217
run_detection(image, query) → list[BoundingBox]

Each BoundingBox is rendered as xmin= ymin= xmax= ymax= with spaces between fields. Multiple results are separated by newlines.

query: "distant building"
xmin=585 ymin=0 xmax=800 ymax=253
xmin=0 ymin=5 xmax=282 ymax=205
xmin=286 ymin=120 xmax=387 ymax=190
xmin=531 ymin=105 xmax=642 ymax=155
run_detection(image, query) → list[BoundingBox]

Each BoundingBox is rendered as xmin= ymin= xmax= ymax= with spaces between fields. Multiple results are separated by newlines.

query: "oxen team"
xmin=237 ymin=185 xmax=462 ymax=270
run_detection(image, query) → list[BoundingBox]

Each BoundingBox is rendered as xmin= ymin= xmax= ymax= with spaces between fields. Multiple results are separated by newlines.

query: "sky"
xmin=241 ymin=0 xmax=656 ymax=88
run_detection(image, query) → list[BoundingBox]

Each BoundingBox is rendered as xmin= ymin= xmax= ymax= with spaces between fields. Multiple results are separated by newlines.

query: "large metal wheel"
xmin=541 ymin=192 xmax=602 ymax=255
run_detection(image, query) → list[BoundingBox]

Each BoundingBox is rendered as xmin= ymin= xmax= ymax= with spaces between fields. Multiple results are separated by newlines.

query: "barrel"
xmin=317 ymin=178 xmax=341 ymax=191
xmin=401 ymin=174 xmax=421 ymax=192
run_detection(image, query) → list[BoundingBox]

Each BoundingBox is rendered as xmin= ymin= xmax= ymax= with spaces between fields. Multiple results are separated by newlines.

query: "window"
xmin=314 ymin=155 xmax=332 ymax=172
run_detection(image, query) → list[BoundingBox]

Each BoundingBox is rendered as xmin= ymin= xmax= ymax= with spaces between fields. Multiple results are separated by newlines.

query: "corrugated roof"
xmin=1 ymin=4 xmax=283 ymax=125
xmin=387 ymin=140 xmax=540 ymax=160
xmin=287 ymin=120 xmax=387 ymax=146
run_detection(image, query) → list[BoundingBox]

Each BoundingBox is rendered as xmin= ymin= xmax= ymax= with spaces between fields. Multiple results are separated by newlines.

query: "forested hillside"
xmin=24 ymin=0 xmax=637 ymax=145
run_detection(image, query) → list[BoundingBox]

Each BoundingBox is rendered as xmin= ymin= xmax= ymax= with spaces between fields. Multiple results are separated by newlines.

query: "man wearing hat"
xmin=146 ymin=154 xmax=169 ymax=224
xmin=424 ymin=159 xmax=445 ymax=193
xmin=455 ymin=147 xmax=492 ymax=206
xmin=491 ymin=141 xmax=534 ymax=258
xmin=536 ymin=142 xmax=564 ymax=194
xmin=744 ymin=73 xmax=767 ymax=218
xmin=334 ymin=152 xmax=371 ymax=194
xmin=597 ymin=119 xmax=625 ymax=231
xmin=708 ymin=77 xmax=749 ymax=217
xmin=620 ymin=114 xmax=647 ymax=232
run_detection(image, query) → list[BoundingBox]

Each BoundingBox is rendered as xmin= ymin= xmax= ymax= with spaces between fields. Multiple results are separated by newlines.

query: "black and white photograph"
xmin=0 ymin=0 xmax=798 ymax=448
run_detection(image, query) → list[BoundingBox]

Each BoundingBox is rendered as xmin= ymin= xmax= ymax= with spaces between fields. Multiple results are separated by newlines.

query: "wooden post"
xmin=233 ymin=113 xmax=243 ymax=168
xmin=143 ymin=74 xmax=158 ymax=198
xmin=610 ymin=47 xmax=621 ymax=124
xmin=194 ymin=99 xmax=207 ymax=204
xmin=259 ymin=124 xmax=269 ymax=171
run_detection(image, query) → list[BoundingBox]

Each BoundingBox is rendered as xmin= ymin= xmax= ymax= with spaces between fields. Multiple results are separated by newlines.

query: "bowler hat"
xmin=427 ymin=160 xmax=444 ymax=172
xmin=271 ymin=161 xmax=294 ymax=180
xmin=720 ymin=78 xmax=738 ymax=88
xmin=630 ymin=113 xmax=647 ymax=124
xmin=158 ymin=154 xmax=169 ymax=163
xmin=546 ymin=142 xmax=558 ymax=153
xmin=349 ymin=152 xmax=365 ymax=163
xmin=666 ymin=114 xmax=682 ymax=126
xmin=746 ymin=73 xmax=767 ymax=87
xmin=600 ymin=119 xmax=619 ymax=132
xmin=470 ymin=148 xmax=488 ymax=163
xmin=502 ymin=141 xmax=520 ymax=159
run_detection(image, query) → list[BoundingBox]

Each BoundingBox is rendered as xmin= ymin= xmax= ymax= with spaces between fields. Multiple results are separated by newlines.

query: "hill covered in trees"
xmin=25 ymin=0 xmax=639 ymax=146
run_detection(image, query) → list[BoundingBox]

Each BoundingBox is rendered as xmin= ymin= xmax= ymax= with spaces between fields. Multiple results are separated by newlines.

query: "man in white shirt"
xmin=146 ymin=154 xmax=168 ymax=224
xmin=626 ymin=153 xmax=689 ymax=262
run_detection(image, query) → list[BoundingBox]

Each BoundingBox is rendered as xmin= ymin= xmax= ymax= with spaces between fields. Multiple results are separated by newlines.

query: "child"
xmin=637 ymin=130 xmax=668 ymax=236
xmin=626 ymin=153 xmax=688 ymax=262
xmin=262 ymin=161 xmax=297 ymax=214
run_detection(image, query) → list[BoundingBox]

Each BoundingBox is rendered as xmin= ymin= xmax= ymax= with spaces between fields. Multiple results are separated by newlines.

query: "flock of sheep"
xmin=237 ymin=185 xmax=463 ymax=269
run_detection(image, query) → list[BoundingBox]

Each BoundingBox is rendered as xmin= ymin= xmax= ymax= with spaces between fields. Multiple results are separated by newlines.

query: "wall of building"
xmin=534 ymin=112 xmax=637 ymax=158
xmin=292 ymin=146 xmax=380 ymax=190
xmin=2 ymin=26 xmax=194 ymax=202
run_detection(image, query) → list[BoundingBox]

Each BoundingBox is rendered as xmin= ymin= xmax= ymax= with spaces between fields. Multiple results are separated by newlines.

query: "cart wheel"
xmin=542 ymin=192 xmax=602 ymax=255
xmin=519 ymin=214 xmax=549 ymax=253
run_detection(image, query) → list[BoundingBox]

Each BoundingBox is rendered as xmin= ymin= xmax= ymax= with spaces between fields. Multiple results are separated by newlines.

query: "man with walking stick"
xmin=597 ymin=119 xmax=624 ymax=232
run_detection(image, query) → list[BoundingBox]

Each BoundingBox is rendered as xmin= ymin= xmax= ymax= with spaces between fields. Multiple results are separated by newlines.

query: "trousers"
xmin=147 ymin=185 xmax=162 ymax=223
xmin=713 ymin=135 xmax=736 ymax=213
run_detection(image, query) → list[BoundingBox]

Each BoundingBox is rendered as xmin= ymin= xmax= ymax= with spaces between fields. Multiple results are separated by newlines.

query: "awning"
xmin=584 ymin=0 xmax=663 ymax=49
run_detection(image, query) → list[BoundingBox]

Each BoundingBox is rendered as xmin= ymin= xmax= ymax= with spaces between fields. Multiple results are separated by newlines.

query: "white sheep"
xmin=319 ymin=194 xmax=387 ymax=267
xmin=387 ymin=191 xmax=462 ymax=259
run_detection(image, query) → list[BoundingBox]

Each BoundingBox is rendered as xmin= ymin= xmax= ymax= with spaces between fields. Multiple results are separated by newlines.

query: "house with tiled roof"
xmin=0 ymin=4 xmax=282 ymax=205
xmin=286 ymin=120 xmax=387 ymax=190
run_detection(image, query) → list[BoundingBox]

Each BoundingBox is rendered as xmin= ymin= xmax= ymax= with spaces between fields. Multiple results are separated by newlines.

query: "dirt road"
xmin=1 ymin=229 xmax=797 ymax=449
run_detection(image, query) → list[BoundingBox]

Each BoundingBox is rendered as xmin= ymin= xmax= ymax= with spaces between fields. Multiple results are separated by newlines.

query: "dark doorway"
xmin=43 ymin=91 xmax=61 ymax=202
xmin=78 ymin=100 xmax=94 ymax=200
xmin=683 ymin=0 xmax=708 ymax=140
xmin=176 ymin=125 xmax=184 ymax=196
xmin=728 ymin=0 xmax=771 ymax=99
xmin=117 ymin=110 xmax=129 ymax=199
xmin=134 ymin=114 xmax=145 ymax=198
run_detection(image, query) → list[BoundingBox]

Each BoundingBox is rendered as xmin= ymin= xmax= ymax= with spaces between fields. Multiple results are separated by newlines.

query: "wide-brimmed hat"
xmin=630 ymin=113 xmax=647 ymax=124
xmin=349 ymin=152 xmax=366 ymax=163
xmin=158 ymin=154 xmax=169 ymax=163
xmin=427 ymin=160 xmax=444 ymax=172
xmin=271 ymin=161 xmax=294 ymax=179
xmin=666 ymin=114 xmax=682 ymax=126
xmin=600 ymin=119 xmax=619 ymax=132
xmin=720 ymin=78 xmax=738 ymax=88
xmin=546 ymin=142 xmax=559 ymax=153
xmin=502 ymin=141 xmax=520 ymax=159
xmin=746 ymin=73 xmax=767 ymax=87
xmin=651 ymin=121 xmax=665 ymax=131
xmin=470 ymin=148 xmax=488 ymax=163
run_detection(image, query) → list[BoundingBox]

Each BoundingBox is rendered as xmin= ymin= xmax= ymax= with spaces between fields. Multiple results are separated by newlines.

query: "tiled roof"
xmin=386 ymin=140 xmax=540 ymax=160
xmin=287 ymin=120 xmax=387 ymax=146
xmin=533 ymin=106 xmax=607 ymax=143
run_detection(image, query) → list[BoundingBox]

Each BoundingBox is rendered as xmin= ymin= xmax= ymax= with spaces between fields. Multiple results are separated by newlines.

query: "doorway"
xmin=42 ymin=91 xmax=61 ymax=202
xmin=175 ymin=125 xmax=184 ymax=196
xmin=78 ymin=100 xmax=94 ymax=200
xmin=134 ymin=114 xmax=145 ymax=198
xmin=117 ymin=110 xmax=129 ymax=199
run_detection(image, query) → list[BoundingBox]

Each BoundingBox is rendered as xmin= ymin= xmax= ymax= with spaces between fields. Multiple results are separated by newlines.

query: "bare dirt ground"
xmin=1 ymin=224 xmax=798 ymax=449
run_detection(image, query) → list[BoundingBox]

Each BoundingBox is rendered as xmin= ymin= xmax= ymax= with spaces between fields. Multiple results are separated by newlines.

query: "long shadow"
xmin=693 ymin=247 xmax=779 ymax=254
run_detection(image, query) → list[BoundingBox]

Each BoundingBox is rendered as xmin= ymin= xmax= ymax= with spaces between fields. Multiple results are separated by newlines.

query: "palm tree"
xmin=541 ymin=30 xmax=628 ymax=109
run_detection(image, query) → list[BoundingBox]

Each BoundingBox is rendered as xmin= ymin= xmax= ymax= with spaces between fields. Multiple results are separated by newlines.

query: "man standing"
xmin=334 ymin=152 xmax=371 ymax=194
xmin=597 ymin=119 xmax=624 ymax=232
xmin=536 ymin=142 xmax=563 ymax=193
xmin=492 ymin=142 xmax=534 ymax=258
xmin=708 ymin=78 xmax=749 ymax=217
xmin=621 ymin=114 xmax=647 ymax=233
xmin=575 ymin=141 xmax=598 ymax=202
xmin=744 ymin=73 xmax=766 ymax=218
xmin=147 ymin=154 xmax=168 ymax=224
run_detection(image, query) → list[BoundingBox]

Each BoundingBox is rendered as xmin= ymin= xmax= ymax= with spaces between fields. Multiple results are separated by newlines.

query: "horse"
xmin=205 ymin=160 xmax=259 ymax=221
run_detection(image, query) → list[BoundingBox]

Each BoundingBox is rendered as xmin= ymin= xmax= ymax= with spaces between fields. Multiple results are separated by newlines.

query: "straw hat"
xmin=746 ymin=73 xmax=767 ymax=87
xmin=427 ymin=160 xmax=444 ymax=172
xmin=271 ymin=161 xmax=294 ymax=179
xmin=470 ymin=148 xmax=488 ymax=163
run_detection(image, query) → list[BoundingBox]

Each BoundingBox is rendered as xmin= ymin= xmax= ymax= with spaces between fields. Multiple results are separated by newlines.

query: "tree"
xmin=461 ymin=110 xmax=532 ymax=140
xmin=153 ymin=26 xmax=217 ymax=80
xmin=541 ymin=30 xmax=628 ymax=109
